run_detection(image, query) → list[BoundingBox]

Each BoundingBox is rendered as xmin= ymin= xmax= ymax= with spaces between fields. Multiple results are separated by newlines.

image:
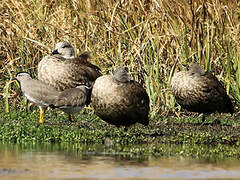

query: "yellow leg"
xmin=39 ymin=107 xmax=46 ymax=123
xmin=68 ymin=114 xmax=75 ymax=122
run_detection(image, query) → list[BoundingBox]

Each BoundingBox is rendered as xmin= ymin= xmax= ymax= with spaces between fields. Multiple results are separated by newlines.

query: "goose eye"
xmin=62 ymin=45 xmax=71 ymax=48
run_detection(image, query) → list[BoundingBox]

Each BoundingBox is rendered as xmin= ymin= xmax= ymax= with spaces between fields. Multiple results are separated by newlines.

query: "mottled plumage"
xmin=171 ymin=63 xmax=234 ymax=114
xmin=91 ymin=67 xmax=150 ymax=127
xmin=15 ymin=72 xmax=60 ymax=123
xmin=38 ymin=42 xmax=101 ymax=91
xmin=50 ymin=85 xmax=91 ymax=122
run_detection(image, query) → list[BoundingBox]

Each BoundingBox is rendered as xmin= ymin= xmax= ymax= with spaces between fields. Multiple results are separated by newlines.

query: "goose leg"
xmin=68 ymin=114 xmax=75 ymax=122
xmin=72 ymin=114 xmax=75 ymax=122
xmin=68 ymin=114 xmax=72 ymax=122
xmin=39 ymin=106 xmax=46 ymax=123
xmin=202 ymin=115 xmax=206 ymax=123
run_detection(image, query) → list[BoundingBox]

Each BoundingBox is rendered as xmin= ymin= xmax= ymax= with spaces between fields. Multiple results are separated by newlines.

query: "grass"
xmin=1 ymin=0 xmax=240 ymax=116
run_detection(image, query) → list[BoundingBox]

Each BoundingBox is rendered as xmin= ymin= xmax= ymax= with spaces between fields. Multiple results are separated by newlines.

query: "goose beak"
xmin=51 ymin=49 xmax=59 ymax=55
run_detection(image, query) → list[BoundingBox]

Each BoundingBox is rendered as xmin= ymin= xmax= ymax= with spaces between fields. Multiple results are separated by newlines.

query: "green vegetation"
xmin=1 ymin=0 xmax=240 ymax=115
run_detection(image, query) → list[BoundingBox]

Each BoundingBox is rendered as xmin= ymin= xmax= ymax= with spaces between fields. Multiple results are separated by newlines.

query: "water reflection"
xmin=0 ymin=142 xmax=240 ymax=179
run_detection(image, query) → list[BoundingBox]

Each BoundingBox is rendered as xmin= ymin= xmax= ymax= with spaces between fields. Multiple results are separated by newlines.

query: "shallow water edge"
xmin=1 ymin=142 xmax=240 ymax=180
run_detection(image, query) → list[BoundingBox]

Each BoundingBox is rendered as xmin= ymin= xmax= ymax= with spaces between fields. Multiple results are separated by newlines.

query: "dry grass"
xmin=1 ymin=0 xmax=240 ymax=115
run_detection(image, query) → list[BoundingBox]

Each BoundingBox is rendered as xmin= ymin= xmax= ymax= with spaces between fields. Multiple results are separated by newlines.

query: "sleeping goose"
xmin=38 ymin=41 xmax=101 ymax=91
xmin=91 ymin=67 xmax=150 ymax=128
xmin=171 ymin=63 xmax=234 ymax=120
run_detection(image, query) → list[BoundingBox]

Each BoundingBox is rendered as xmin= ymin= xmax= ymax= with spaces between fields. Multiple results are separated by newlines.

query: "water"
xmin=0 ymin=143 xmax=240 ymax=180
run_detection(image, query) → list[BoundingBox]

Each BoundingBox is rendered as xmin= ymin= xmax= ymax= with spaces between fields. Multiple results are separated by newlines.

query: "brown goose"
xmin=171 ymin=63 xmax=234 ymax=117
xmin=50 ymin=85 xmax=91 ymax=122
xmin=91 ymin=67 xmax=150 ymax=127
xmin=37 ymin=41 xmax=101 ymax=91
xmin=15 ymin=72 xmax=60 ymax=123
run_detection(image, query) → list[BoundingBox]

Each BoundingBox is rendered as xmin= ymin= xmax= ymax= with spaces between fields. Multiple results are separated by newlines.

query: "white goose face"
xmin=15 ymin=72 xmax=32 ymax=82
xmin=51 ymin=41 xmax=75 ymax=59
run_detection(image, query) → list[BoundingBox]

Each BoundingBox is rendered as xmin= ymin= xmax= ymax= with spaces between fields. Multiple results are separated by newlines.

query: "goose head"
xmin=51 ymin=41 xmax=75 ymax=59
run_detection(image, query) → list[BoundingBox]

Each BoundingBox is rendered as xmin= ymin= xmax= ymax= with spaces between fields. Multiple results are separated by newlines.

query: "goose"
xmin=171 ymin=63 xmax=234 ymax=120
xmin=91 ymin=67 xmax=150 ymax=127
xmin=15 ymin=72 xmax=60 ymax=123
xmin=50 ymin=85 xmax=91 ymax=122
xmin=38 ymin=41 xmax=101 ymax=91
